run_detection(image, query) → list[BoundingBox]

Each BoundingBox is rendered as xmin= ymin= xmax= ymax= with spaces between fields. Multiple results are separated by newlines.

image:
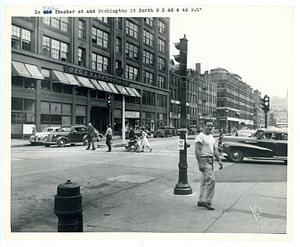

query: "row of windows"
xmin=12 ymin=21 xmax=167 ymax=71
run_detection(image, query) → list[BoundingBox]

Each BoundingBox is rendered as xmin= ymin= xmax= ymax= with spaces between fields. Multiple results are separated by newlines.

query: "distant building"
xmin=270 ymin=96 xmax=288 ymax=128
xmin=205 ymin=67 xmax=254 ymax=131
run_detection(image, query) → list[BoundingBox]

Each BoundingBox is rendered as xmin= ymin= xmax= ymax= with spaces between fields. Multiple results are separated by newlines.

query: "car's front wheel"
xmin=229 ymin=149 xmax=244 ymax=163
xmin=57 ymin=139 xmax=66 ymax=147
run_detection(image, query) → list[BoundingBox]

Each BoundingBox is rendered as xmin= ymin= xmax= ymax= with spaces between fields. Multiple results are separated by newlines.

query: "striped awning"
xmin=52 ymin=70 xmax=70 ymax=85
xmin=125 ymin=87 xmax=138 ymax=97
xmin=76 ymin=76 xmax=95 ymax=89
xmin=98 ymin=81 xmax=113 ymax=93
xmin=114 ymin=84 xmax=130 ymax=96
xmin=25 ymin=64 xmax=45 ymax=79
xmin=12 ymin=61 xmax=32 ymax=78
xmin=107 ymin=82 xmax=119 ymax=94
xmin=131 ymin=88 xmax=141 ymax=97
xmin=89 ymin=79 xmax=104 ymax=91
xmin=64 ymin=73 xmax=80 ymax=86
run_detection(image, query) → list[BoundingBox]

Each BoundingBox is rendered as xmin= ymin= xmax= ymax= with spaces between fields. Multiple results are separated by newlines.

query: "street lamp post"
xmin=173 ymin=35 xmax=192 ymax=195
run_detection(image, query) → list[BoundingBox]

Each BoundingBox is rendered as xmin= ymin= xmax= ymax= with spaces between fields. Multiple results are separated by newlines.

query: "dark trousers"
xmin=106 ymin=135 xmax=112 ymax=151
xmin=87 ymin=137 xmax=95 ymax=150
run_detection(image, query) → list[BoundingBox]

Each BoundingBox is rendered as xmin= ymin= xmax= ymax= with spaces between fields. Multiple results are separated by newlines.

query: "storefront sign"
xmin=125 ymin=111 xmax=140 ymax=118
xmin=64 ymin=66 xmax=130 ymax=87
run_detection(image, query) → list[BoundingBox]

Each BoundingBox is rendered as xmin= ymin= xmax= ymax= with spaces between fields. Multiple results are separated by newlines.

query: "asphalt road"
xmin=9 ymin=137 xmax=287 ymax=232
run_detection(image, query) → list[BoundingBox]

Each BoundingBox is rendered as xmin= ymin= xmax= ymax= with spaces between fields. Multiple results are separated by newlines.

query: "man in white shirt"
xmin=195 ymin=120 xmax=223 ymax=210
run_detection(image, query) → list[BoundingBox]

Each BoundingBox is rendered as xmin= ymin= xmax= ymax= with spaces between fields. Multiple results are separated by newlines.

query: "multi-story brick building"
xmin=205 ymin=67 xmax=254 ymax=131
xmin=11 ymin=17 xmax=170 ymax=138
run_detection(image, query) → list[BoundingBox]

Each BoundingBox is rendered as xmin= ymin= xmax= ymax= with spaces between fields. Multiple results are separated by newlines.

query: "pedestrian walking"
xmin=105 ymin=124 xmax=113 ymax=152
xmin=86 ymin=121 xmax=96 ymax=150
xmin=141 ymin=128 xmax=152 ymax=152
xmin=195 ymin=119 xmax=223 ymax=210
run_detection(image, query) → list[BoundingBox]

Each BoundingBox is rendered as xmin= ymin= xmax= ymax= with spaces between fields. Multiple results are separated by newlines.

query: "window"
xmin=43 ymin=36 xmax=69 ymax=61
xmin=78 ymin=48 xmax=86 ymax=67
xmin=92 ymin=53 xmax=109 ymax=72
xmin=158 ymin=20 xmax=166 ymax=34
xmin=43 ymin=17 xmax=69 ymax=32
xmin=157 ymin=76 xmax=165 ymax=88
xmin=76 ymin=87 xmax=87 ymax=97
xmin=144 ymin=17 xmax=154 ymax=27
xmin=78 ymin=20 xmax=86 ymax=39
xmin=158 ymin=57 xmax=165 ymax=70
xmin=143 ymin=50 xmax=154 ymax=66
xmin=41 ymin=68 xmax=50 ymax=90
xmin=92 ymin=27 xmax=109 ymax=48
xmin=143 ymin=30 xmax=153 ymax=46
xmin=142 ymin=91 xmax=155 ymax=106
xmin=116 ymin=17 xmax=122 ymax=30
xmin=158 ymin=38 xmax=165 ymax=53
xmin=157 ymin=94 xmax=167 ymax=108
xmin=96 ymin=17 xmax=108 ymax=23
xmin=126 ymin=20 xmax=139 ymax=39
xmin=126 ymin=42 xmax=138 ymax=60
xmin=125 ymin=65 xmax=139 ymax=81
xmin=143 ymin=71 xmax=154 ymax=85
xmin=11 ymin=25 xmax=31 ymax=51
xmin=116 ymin=37 xmax=122 ymax=53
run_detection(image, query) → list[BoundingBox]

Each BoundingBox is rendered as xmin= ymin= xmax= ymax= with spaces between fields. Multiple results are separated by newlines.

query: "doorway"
xmin=90 ymin=106 xmax=109 ymax=134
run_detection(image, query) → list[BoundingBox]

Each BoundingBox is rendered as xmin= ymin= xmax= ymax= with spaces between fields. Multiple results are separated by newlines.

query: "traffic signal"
xmin=260 ymin=94 xmax=270 ymax=113
xmin=107 ymin=96 xmax=112 ymax=107
xmin=173 ymin=35 xmax=188 ymax=78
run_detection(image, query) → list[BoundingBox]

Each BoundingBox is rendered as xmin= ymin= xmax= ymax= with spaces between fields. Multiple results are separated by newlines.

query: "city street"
xmin=9 ymin=137 xmax=288 ymax=235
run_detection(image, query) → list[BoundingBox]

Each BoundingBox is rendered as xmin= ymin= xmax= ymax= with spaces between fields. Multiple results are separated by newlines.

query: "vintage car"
xmin=219 ymin=128 xmax=288 ymax=163
xmin=153 ymin=126 xmax=172 ymax=138
xmin=43 ymin=125 xmax=89 ymax=147
xmin=29 ymin=127 xmax=60 ymax=145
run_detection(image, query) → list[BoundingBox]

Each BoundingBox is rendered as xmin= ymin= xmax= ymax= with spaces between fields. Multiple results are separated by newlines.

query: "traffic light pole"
xmin=264 ymin=112 xmax=268 ymax=128
xmin=174 ymin=35 xmax=192 ymax=195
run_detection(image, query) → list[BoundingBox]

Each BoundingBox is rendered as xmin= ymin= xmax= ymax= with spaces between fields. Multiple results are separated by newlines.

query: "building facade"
xmin=253 ymin=89 xmax=265 ymax=128
xmin=11 ymin=17 xmax=170 ymax=138
xmin=206 ymin=67 xmax=254 ymax=131
xmin=270 ymin=96 xmax=288 ymax=128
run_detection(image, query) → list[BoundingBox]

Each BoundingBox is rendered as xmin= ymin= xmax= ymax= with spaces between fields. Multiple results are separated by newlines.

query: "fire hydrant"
xmin=54 ymin=180 xmax=83 ymax=232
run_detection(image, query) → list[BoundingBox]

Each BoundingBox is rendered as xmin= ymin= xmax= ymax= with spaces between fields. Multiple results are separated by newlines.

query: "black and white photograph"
xmin=1 ymin=1 xmax=298 ymax=247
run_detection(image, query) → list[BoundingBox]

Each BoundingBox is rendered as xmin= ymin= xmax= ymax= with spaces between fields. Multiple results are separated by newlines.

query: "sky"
xmin=169 ymin=6 xmax=294 ymax=98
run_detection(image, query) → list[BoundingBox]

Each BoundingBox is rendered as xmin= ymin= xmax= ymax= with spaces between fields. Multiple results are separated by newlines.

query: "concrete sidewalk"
xmin=82 ymin=175 xmax=288 ymax=237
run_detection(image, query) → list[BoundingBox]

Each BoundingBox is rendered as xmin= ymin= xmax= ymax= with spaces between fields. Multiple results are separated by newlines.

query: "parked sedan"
xmin=219 ymin=128 xmax=288 ymax=163
xmin=43 ymin=126 xmax=88 ymax=147
xmin=29 ymin=127 xmax=60 ymax=145
xmin=153 ymin=126 xmax=172 ymax=138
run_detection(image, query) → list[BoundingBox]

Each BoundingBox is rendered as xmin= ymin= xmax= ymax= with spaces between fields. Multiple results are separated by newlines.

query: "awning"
xmin=125 ymin=87 xmax=138 ymax=97
xmin=12 ymin=61 xmax=32 ymax=78
xmin=131 ymin=88 xmax=141 ymax=97
xmin=52 ymin=70 xmax=70 ymax=85
xmin=98 ymin=81 xmax=113 ymax=93
xmin=107 ymin=82 xmax=120 ymax=94
xmin=89 ymin=79 xmax=104 ymax=91
xmin=64 ymin=73 xmax=80 ymax=86
xmin=76 ymin=76 xmax=95 ymax=89
xmin=24 ymin=64 xmax=45 ymax=79
xmin=114 ymin=84 xmax=130 ymax=96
